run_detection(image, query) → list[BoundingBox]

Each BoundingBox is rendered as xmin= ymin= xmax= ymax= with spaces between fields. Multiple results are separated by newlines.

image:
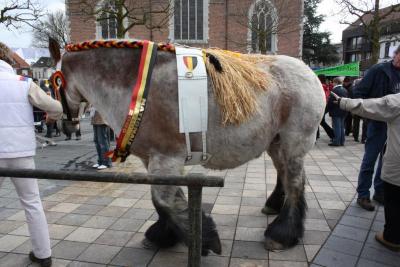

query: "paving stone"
xmin=302 ymin=231 xmax=330 ymax=245
xmin=0 ymin=235 xmax=29 ymax=252
xmin=122 ymin=208 xmax=155 ymax=220
xmin=215 ymin=196 xmax=242 ymax=205
xmin=356 ymin=258 xmax=391 ymax=267
xmin=314 ymin=248 xmax=358 ymax=267
xmin=85 ymin=196 xmax=115 ymax=206
xmin=304 ymin=244 xmax=321 ymax=262
xmin=0 ymin=220 xmax=25 ymax=234
xmin=50 ymin=258 xmax=71 ymax=266
xmin=77 ymin=244 xmax=121 ymax=264
xmin=213 ymin=214 xmax=238 ymax=227
xmin=332 ymin=224 xmax=369 ymax=242
xmin=56 ymin=213 xmax=91 ymax=226
xmin=111 ymin=247 xmax=156 ymax=267
xmin=212 ymin=204 xmax=240 ymax=215
xmin=44 ymin=211 xmax=66 ymax=223
xmin=345 ymin=206 xmax=376 ymax=219
xmin=269 ymin=245 xmax=307 ymax=261
xmin=269 ymin=261 xmax=308 ymax=267
xmin=73 ymin=204 xmax=105 ymax=215
xmin=96 ymin=206 xmax=128 ymax=217
xmin=109 ymin=218 xmax=145 ymax=232
xmin=231 ymin=241 xmax=268 ymax=260
xmin=305 ymin=219 xmax=331 ymax=231
xmin=235 ymin=227 xmax=264 ymax=242
xmin=81 ymin=215 xmax=117 ymax=229
xmin=68 ymin=261 xmax=106 ymax=267
xmin=52 ymin=241 xmax=90 ymax=260
xmin=360 ymin=243 xmax=400 ymax=266
xmin=229 ymin=258 xmax=268 ymax=267
xmin=48 ymin=224 xmax=77 ymax=239
xmin=324 ymin=236 xmax=363 ymax=256
xmin=149 ymin=251 xmax=229 ymax=267
xmin=239 ymin=206 xmax=265 ymax=217
xmin=339 ymin=215 xmax=372 ymax=230
xmin=49 ymin=203 xmax=81 ymax=213
xmin=65 ymin=227 xmax=105 ymax=243
xmin=94 ymin=229 xmax=134 ymax=246
xmin=237 ymin=216 xmax=268 ymax=228
xmin=0 ymin=253 xmax=31 ymax=267
xmin=109 ymin=197 xmax=139 ymax=207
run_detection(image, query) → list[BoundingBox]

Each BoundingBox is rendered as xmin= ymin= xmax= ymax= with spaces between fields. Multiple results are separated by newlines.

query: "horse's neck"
xmin=86 ymin=87 xmax=127 ymax=134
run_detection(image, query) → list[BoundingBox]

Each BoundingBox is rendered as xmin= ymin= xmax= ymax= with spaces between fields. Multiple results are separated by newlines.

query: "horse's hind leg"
xmin=264 ymin=137 xmax=309 ymax=250
xmin=143 ymin=154 xmax=222 ymax=255
xmin=263 ymin=136 xmax=285 ymax=215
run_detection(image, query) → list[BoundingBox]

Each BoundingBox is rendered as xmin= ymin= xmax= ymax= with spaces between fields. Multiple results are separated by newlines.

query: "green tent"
xmin=314 ymin=62 xmax=360 ymax=77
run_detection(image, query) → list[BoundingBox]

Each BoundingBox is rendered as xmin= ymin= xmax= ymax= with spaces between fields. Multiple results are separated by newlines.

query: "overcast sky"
xmin=0 ymin=0 xmax=397 ymax=48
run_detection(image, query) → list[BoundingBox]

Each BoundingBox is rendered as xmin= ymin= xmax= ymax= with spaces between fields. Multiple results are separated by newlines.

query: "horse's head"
xmin=49 ymin=37 xmax=84 ymax=135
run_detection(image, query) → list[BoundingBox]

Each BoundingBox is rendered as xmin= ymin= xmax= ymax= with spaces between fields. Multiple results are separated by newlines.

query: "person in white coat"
xmin=0 ymin=43 xmax=63 ymax=267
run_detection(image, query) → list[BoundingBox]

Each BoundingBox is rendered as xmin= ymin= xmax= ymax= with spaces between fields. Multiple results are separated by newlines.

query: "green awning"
xmin=314 ymin=62 xmax=360 ymax=77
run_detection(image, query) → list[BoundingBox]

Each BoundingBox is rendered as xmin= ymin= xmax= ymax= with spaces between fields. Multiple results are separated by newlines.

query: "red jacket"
xmin=322 ymin=84 xmax=330 ymax=101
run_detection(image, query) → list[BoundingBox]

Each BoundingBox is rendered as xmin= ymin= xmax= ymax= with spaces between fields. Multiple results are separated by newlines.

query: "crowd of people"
xmin=320 ymin=45 xmax=400 ymax=251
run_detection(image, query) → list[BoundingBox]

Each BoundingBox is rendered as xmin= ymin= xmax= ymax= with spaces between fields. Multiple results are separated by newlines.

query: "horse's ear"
xmin=49 ymin=37 xmax=61 ymax=66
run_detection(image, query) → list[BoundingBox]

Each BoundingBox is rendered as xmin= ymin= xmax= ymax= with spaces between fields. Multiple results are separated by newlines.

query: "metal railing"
xmin=0 ymin=168 xmax=224 ymax=267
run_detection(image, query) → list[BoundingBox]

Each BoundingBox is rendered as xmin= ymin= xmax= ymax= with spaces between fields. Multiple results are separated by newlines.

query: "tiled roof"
xmin=31 ymin=57 xmax=53 ymax=68
xmin=11 ymin=52 xmax=30 ymax=68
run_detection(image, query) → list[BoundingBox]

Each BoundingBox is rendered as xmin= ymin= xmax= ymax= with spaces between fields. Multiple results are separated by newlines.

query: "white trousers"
xmin=0 ymin=157 xmax=51 ymax=259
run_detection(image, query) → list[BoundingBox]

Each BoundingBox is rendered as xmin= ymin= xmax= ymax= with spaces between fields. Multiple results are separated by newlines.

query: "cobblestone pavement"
xmin=0 ymin=119 xmax=399 ymax=266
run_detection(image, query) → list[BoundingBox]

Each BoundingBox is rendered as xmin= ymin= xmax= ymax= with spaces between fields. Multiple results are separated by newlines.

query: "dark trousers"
xmin=45 ymin=123 xmax=54 ymax=138
xmin=320 ymin=111 xmax=335 ymax=139
xmin=353 ymin=115 xmax=360 ymax=141
xmin=332 ymin=116 xmax=345 ymax=145
xmin=345 ymin=113 xmax=352 ymax=135
xmin=361 ymin=119 xmax=369 ymax=143
xmin=383 ymin=181 xmax=400 ymax=245
xmin=93 ymin=125 xmax=111 ymax=167
xmin=357 ymin=121 xmax=386 ymax=199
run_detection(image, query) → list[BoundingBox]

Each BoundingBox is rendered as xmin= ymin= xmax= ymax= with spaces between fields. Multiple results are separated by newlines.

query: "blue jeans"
xmin=357 ymin=121 xmax=386 ymax=199
xmin=93 ymin=125 xmax=112 ymax=167
xmin=332 ymin=116 xmax=345 ymax=145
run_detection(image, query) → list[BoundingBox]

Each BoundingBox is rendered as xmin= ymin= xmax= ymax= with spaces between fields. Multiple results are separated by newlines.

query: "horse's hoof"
xmin=261 ymin=206 xmax=279 ymax=215
xmin=141 ymin=238 xmax=156 ymax=250
xmin=264 ymin=236 xmax=286 ymax=251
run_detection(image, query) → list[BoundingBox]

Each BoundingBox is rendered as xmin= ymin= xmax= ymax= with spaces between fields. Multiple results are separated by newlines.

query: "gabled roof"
xmin=12 ymin=47 xmax=50 ymax=65
xmin=31 ymin=57 xmax=53 ymax=68
xmin=12 ymin=52 xmax=30 ymax=68
xmin=344 ymin=4 xmax=400 ymax=31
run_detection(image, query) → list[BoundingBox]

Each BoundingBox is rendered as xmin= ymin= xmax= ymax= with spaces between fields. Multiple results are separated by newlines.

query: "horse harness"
xmin=53 ymin=40 xmax=210 ymax=165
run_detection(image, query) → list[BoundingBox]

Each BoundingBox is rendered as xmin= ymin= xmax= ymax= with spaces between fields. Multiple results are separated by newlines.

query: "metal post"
xmin=188 ymin=186 xmax=203 ymax=267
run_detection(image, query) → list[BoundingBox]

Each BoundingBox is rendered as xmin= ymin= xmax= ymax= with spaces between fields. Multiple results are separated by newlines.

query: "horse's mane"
xmin=65 ymin=40 xmax=275 ymax=125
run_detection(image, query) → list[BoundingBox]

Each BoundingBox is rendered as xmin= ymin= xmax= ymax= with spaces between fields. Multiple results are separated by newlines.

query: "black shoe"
xmin=357 ymin=198 xmax=375 ymax=211
xmin=354 ymin=138 xmax=359 ymax=142
xmin=65 ymin=137 xmax=71 ymax=141
xmin=328 ymin=143 xmax=340 ymax=147
xmin=373 ymin=194 xmax=384 ymax=205
xmin=29 ymin=252 xmax=52 ymax=267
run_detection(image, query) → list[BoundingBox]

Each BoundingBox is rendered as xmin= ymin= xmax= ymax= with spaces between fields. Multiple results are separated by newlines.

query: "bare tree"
xmin=77 ymin=0 xmax=173 ymax=39
xmin=31 ymin=11 xmax=68 ymax=48
xmin=230 ymin=0 xmax=301 ymax=54
xmin=0 ymin=0 xmax=42 ymax=29
xmin=336 ymin=0 xmax=400 ymax=63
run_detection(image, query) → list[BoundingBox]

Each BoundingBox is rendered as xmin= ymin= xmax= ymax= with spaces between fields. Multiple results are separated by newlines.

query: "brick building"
xmin=66 ymin=0 xmax=304 ymax=57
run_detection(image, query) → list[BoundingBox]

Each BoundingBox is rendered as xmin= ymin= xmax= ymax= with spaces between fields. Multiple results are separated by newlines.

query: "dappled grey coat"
xmin=340 ymin=93 xmax=400 ymax=186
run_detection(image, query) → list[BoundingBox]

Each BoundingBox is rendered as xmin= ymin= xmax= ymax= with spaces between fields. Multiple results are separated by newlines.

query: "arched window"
xmin=170 ymin=0 xmax=209 ymax=43
xmin=248 ymin=0 xmax=277 ymax=54
xmin=96 ymin=0 xmax=117 ymax=39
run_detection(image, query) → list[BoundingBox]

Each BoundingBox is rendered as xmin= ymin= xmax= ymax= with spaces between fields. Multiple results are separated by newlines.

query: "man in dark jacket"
xmin=353 ymin=45 xmax=400 ymax=211
xmin=328 ymin=77 xmax=348 ymax=146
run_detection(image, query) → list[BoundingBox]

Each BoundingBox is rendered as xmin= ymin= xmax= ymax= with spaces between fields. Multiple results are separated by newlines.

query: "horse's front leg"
xmin=143 ymin=153 xmax=222 ymax=255
xmin=264 ymin=156 xmax=307 ymax=250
